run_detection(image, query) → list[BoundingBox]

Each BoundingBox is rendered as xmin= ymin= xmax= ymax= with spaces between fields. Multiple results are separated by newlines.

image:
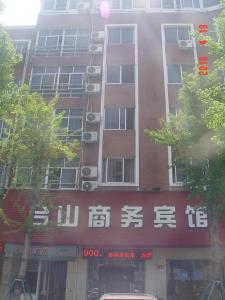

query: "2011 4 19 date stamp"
xmin=198 ymin=24 xmax=209 ymax=76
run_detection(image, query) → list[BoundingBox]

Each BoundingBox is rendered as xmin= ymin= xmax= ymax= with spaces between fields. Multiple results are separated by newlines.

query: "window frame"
xmin=104 ymin=107 xmax=135 ymax=130
xmin=42 ymin=0 xmax=84 ymax=10
xmin=107 ymin=27 xmax=134 ymax=45
xmin=106 ymin=65 xmax=135 ymax=84
xmin=102 ymin=157 xmax=135 ymax=184
xmin=109 ymin=0 xmax=145 ymax=10
xmin=167 ymin=64 xmax=194 ymax=84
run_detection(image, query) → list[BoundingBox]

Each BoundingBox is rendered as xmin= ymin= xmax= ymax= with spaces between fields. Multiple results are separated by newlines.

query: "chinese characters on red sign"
xmin=198 ymin=24 xmax=209 ymax=76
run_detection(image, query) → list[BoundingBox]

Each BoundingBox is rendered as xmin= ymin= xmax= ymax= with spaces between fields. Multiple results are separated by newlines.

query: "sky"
xmin=0 ymin=0 xmax=41 ymax=26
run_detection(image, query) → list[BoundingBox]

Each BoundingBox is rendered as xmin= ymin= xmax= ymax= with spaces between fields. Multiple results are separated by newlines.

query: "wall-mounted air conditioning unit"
xmin=81 ymin=166 xmax=98 ymax=178
xmin=178 ymin=40 xmax=193 ymax=49
xmin=86 ymin=66 xmax=101 ymax=76
xmin=82 ymin=181 xmax=98 ymax=191
xmin=91 ymin=31 xmax=105 ymax=41
xmin=77 ymin=2 xmax=90 ymax=10
xmin=86 ymin=112 xmax=101 ymax=123
xmin=89 ymin=44 xmax=103 ymax=54
xmin=81 ymin=132 xmax=98 ymax=142
xmin=85 ymin=83 xmax=101 ymax=94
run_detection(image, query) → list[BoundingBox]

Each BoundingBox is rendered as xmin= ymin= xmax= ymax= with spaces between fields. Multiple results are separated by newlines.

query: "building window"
xmin=56 ymin=108 xmax=83 ymax=140
xmin=203 ymin=0 xmax=219 ymax=7
xmin=42 ymin=0 xmax=90 ymax=10
xmin=13 ymin=41 xmax=28 ymax=56
xmin=150 ymin=0 xmax=201 ymax=9
xmin=48 ymin=157 xmax=80 ymax=189
xmin=35 ymin=29 xmax=89 ymax=56
xmin=167 ymin=64 xmax=194 ymax=84
xmin=30 ymin=66 xmax=86 ymax=97
xmin=0 ymin=120 xmax=10 ymax=140
xmin=102 ymin=158 xmax=135 ymax=183
xmin=108 ymin=27 xmax=134 ymax=44
xmin=106 ymin=65 xmax=135 ymax=84
xmin=167 ymin=260 xmax=210 ymax=300
xmin=165 ymin=26 xmax=191 ymax=43
xmin=104 ymin=108 xmax=135 ymax=129
xmin=110 ymin=0 xmax=144 ymax=10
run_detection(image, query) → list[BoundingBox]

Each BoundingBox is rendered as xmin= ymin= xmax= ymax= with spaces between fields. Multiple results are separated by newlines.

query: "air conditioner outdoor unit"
xmin=85 ymin=83 xmax=101 ymax=93
xmin=77 ymin=2 xmax=90 ymax=10
xmin=82 ymin=131 xmax=98 ymax=142
xmin=178 ymin=40 xmax=193 ymax=49
xmin=81 ymin=166 xmax=98 ymax=178
xmin=91 ymin=31 xmax=105 ymax=41
xmin=89 ymin=44 xmax=103 ymax=54
xmin=86 ymin=66 xmax=101 ymax=76
xmin=86 ymin=112 xmax=101 ymax=123
xmin=82 ymin=181 xmax=98 ymax=191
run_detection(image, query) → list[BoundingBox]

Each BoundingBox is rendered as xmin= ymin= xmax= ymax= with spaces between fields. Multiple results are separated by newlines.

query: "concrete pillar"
xmin=65 ymin=258 xmax=88 ymax=300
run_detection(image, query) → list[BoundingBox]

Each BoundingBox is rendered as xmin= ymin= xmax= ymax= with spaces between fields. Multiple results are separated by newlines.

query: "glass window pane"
xmin=162 ymin=0 xmax=175 ymax=8
xmin=59 ymin=74 xmax=70 ymax=84
xmin=182 ymin=64 xmax=194 ymax=75
xmin=181 ymin=0 xmax=193 ymax=7
xmin=108 ymin=28 xmax=120 ymax=44
xmin=124 ymin=159 xmax=135 ymax=182
xmin=76 ymin=36 xmax=89 ymax=49
xmin=108 ymin=159 xmax=123 ymax=182
xmin=178 ymin=27 xmax=190 ymax=40
xmin=43 ymin=0 xmax=54 ymax=9
xmin=64 ymin=36 xmax=76 ymax=47
xmin=122 ymin=0 xmax=132 ymax=9
xmin=70 ymin=74 xmax=83 ymax=86
xmin=68 ymin=118 xmax=82 ymax=132
xmin=61 ymin=169 xmax=76 ymax=185
xmin=105 ymin=108 xmax=119 ymax=129
xmin=41 ymin=74 xmax=55 ymax=88
xmin=46 ymin=36 xmax=58 ymax=48
xmin=31 ymin=75 xmax=41 ymax=86
xmin=165 ymin=28 xmax=177 ymax=43
xmin=193 ymin=0 xmax=200 ymax=7
xmin=69 ymin=0 xmax=79 ymax=8
xmin=120 ymin=108 xmax=126 ymax=129
xmin=133 ymin=0 xmax=145 ymax=8
xmin=107 ymin=66 xmax=120 ymax=83
xmin=37 ymin=36 xmax=46 ymax=47
xmin=61 ymin=66 xmax=73 ymax=73
xmin=70 ymin=109 xmax=83 ymax=116
xmin=203 ymin=0 xmax=219 ymax=7
xmin=126 ymin=108 xmax=134 ymax=129
xmin=167 ymin=65 xmax=181 ymax=83
xmin=102 ymin=158 xmax=107 ymax=182
xmin=56 ymin=0 xmax=67 ymax=9
xmin=121 ymin=28 xmax=134 ymax=43
xmin=122 ymin=65 xmax=135 ymax=83
xmin=111 ymin=0 xmax=120 ymax=9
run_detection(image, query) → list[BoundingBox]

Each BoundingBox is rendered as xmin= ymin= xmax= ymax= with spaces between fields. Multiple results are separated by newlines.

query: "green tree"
xmin=0 ymin=27 xmax=79 ymax=298
xmin=145 ymin=10 xmax=225 ymax=283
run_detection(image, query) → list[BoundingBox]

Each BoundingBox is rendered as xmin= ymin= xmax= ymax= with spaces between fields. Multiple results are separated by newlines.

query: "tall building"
xmin=0 ymin=1 xmax=224 ymax=300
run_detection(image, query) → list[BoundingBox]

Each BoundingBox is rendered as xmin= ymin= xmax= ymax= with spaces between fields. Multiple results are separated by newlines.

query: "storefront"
xmin=0 ymin=191 xmax=225 ymax=300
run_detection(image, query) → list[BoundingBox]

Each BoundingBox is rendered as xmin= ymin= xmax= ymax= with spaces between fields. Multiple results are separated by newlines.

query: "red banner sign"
xmin=1 ymin=191 xmax=225 ymax=247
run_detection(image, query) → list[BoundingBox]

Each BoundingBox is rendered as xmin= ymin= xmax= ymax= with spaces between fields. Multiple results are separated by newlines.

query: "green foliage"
xmin=0 ymin=29 xmax=20 ymax=91
xmin=145 ymin=9 xmax=225 ymax=220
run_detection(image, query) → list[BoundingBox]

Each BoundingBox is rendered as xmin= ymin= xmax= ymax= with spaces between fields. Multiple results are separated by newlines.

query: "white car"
xmin=100 ymin=293 xmax=158 ymax=300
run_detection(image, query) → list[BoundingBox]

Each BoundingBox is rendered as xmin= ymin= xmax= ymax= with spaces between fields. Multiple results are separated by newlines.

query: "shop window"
xmin=106 ymin=65 xmax=135 ymax=84
xmin=167 ymin=64 xmax=194 ymax=84
xmin=167 ymin=260 xmax=210 ymax=300
xmin=165 ymin=26 xmax=191 ymax=43
xmin=108 ymin=27 xmax=134 ymax=44
xmin=104 ymin=108 xmax=135 ymax=130
xmin=102 ymin=158 xmax=135 ymax=183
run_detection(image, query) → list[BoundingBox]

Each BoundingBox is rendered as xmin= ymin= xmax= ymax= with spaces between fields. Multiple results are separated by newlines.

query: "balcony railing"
xmin=30 ymin=83 xmax=86 ymax=97
xmin=33 ymin=46 xmax=89 ymax=57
